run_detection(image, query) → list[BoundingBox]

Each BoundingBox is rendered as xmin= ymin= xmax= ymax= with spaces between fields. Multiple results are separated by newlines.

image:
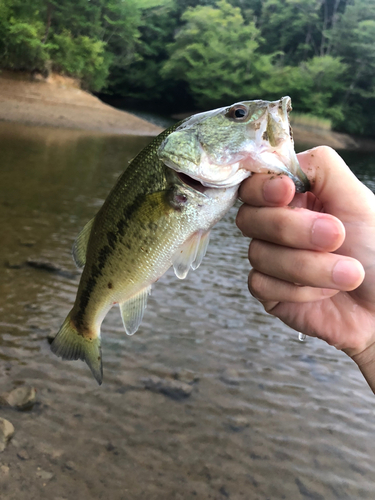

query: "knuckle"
xmin=235 ymin=205 xmax=245 ymax=230
xmin=315 ymin=144 xmax=335 ymax=156
xmin=285 ymin=255 xmax=304 ymax=282
xmin=313 ymin=145 xmax=341 ymax=165
xmin=248 ymin=239 xmax=263 ymax=268
xmin=248 ymin=270 xmax=267 ymax=300
xmin=237 ymin=182 xmax=247 ymax=203
xmin=272 ymin=213 xmax=290 ymax=241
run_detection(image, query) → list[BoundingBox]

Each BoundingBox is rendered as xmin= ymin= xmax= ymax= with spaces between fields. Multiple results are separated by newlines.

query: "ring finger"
xmin=249 ymin=240 xmax=365 ymax=291
xmin=248 ymin=269 xmax=339 ymax=303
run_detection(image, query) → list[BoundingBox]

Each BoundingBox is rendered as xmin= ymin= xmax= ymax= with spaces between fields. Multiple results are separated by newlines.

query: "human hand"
xmin=236 ymin=146 xmax=375 ymax=392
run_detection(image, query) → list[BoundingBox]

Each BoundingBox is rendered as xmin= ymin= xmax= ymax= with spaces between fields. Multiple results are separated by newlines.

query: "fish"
xmin=51 ymin=96 xmax=309 ymax=384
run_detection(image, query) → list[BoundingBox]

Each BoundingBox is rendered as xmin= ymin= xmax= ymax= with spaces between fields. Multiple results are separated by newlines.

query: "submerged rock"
xmin=63 ymin=460 xmax=76 ymax=471
xmin=0 ymin=418 xmax=15 ymax=452
xmin=19 ymin=239 xmax=36 ymax=247
xmin=225 ymin=415 xmax=250 ymax=432
xmin=26 ymin=258 xmax=78 ymax=279
xmin=5 ymin=257 xmax=78 ymax=279
xmin=17 ymin=449 xmax=30 ymax=460
xmin=219 ymin=368 xmax=241 ymax=386
xmin=47 ymin=331 xmax=57 ymax=344
xmin=173 ymin=368 xmax=200 ymax=385
xmin=26 ymin=258 xmax=62 ymax=272
xmin=0 ymin=464 xmax=10 ymax=475
xmin=5 ymin=257 xmax=24 ymax=269
xmin=141 ymin=375 xmax=193 ymax=400
xmin=36 ymin=468 xmax=54 ymax=481
xmin=0 ymin=386 xmax=37 ymax=411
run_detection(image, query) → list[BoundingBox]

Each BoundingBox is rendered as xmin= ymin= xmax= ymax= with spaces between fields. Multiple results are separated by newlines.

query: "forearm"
xmin=350 ymin=343 xmax=375 ymax=394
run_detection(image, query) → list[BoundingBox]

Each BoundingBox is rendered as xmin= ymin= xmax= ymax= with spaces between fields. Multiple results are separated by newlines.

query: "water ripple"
xmin=0 ymin=125 xmax=374 ymax=499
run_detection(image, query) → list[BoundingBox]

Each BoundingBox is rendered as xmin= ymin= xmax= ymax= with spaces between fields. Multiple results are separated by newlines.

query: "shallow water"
xmin=0 ymin=122 xmax=375 ymax=500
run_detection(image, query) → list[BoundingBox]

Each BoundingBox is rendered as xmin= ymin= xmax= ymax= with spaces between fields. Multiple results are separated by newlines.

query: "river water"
xmin=0 ymin=122 xmax=375 ymax=500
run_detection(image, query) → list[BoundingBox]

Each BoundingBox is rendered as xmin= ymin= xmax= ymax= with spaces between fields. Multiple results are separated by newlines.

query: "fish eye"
xmin=226 ymin=104 xmax=249 ymax=122
xmin=235 ymin=108 xmax=246 ymax=118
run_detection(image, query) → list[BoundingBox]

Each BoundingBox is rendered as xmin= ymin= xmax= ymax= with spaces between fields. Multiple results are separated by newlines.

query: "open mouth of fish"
xmin=176 ymin=172 xmax=208 ymax=194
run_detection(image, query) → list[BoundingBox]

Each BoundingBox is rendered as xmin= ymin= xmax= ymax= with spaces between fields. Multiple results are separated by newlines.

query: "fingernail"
xmin=332 ymin=260 xmax=363 ymax=288
xmin=263 ymin=177 xmax=293 ymax=204
xmin=311 ymin=218 xmax=340 ymax=249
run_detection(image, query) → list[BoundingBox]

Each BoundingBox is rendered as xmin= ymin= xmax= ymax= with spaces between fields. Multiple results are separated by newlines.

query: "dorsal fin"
xmin=119 ymin=286 xmax=152 ymax=336
xmin=72 ymin=218 xmax=95 ymax=268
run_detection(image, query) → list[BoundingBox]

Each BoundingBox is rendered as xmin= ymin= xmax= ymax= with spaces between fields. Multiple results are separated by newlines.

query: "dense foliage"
xmin=0 ymin=0 xmax=374 ymax=135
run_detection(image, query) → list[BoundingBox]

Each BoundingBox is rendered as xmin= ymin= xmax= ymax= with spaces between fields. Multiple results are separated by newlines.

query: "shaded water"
xmin=0 ymin=122 xmax=375 ymax=499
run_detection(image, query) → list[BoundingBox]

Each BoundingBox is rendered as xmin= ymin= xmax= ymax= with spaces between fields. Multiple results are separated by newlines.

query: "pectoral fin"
xmin=72 ymin=218 xmax=95 ymax=268
xmin=191 ymin=231 xmax=210 ymax=270
xmin=119 ymin=286 xmax=151 ymax=336
xmin=172 ymin=231 xmax=210 ymax=279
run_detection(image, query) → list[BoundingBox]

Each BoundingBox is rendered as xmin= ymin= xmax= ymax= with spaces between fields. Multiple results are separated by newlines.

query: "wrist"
xmin=349 ymin=342 xmax=375 ymax=394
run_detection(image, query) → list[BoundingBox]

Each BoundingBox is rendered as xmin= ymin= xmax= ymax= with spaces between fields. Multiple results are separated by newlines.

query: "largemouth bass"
xmin=51 ymin=96 xmax=309 ymax=384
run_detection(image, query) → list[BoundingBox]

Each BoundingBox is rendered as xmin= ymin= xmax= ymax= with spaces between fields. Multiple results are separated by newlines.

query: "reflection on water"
xmin=341 ymin=149 xmax=375 ymax=193
xmin=0 ymin=122 xmax=375 ymax=499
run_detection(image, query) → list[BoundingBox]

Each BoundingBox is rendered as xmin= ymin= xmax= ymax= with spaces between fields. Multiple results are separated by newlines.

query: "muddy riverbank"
xmin=0 ymin=71 xmax=163 ymax=136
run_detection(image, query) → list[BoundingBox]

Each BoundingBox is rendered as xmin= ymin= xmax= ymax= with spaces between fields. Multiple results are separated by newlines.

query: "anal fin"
xmin=119 ymin=286 xmax=151 ymax=336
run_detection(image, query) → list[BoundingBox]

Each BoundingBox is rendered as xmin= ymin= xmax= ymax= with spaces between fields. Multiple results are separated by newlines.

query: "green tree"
xmin=260 ymin=0 xmax=322 ymax=62
xmin=103 ymin=0 xmax=181 ymax=104
xmin=259 ymin=0 xmax=349 ymax=62
xmin=45 ymin=0 xmax=143 ymax=88
xmin=50 ymin=31 xmax=110 ymax=90
xmin=0 ymin=0 xmax=50 ymax=72
xmin=329 ymin=0 xmax=375 ymax=134
xmin=0 ymin=0 xmax=374 ymax=136
xmin=332 ymin=0 xmax=375 ymax=99
xmin=282 ymin=55 xmax=347 ymax=121
xmin=161 ymin=0 xmax=281 ymax=108
xmin=0 ymin=21 xmax=50 ymax=72
xmin=0 ymin=0 xmax=144 ymax=91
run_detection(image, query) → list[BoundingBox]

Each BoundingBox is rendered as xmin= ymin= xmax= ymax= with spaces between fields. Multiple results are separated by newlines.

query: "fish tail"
xmin=51 ymin=313 xmax=103 ymax=385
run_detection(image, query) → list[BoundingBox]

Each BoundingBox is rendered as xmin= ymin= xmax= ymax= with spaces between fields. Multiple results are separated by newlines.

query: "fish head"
xmin=158 ymin=96 xmax=309 ymax=193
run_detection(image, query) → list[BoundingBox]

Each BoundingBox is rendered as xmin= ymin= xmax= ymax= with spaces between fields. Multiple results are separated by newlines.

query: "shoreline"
xmin=0 ymin=71 xmax=374 ymax=151
xmin=0 ymin=71 xmax=163 ymax=136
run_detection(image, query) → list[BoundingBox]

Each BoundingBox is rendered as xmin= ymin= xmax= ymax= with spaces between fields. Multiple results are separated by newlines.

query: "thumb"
xmin=298 ymin=147 xmax=375 ymax=289
xmin=297 ymin=146 xmax=374 ymax=224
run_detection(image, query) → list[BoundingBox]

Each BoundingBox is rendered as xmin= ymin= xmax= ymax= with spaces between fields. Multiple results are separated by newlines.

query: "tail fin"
xmin=51 ymin=314 xmax=103 ymax=385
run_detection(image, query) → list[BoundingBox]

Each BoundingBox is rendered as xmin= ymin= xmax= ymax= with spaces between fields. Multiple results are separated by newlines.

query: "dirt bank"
xmin=0 ymin=71 xmax=163 ymax=136
xmin=291 ymin=124 xmax=375 ymax=152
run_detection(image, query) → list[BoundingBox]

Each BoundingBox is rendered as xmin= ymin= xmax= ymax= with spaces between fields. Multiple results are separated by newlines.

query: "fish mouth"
xmin=176 ymin=172 xmax=208 ymax=194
